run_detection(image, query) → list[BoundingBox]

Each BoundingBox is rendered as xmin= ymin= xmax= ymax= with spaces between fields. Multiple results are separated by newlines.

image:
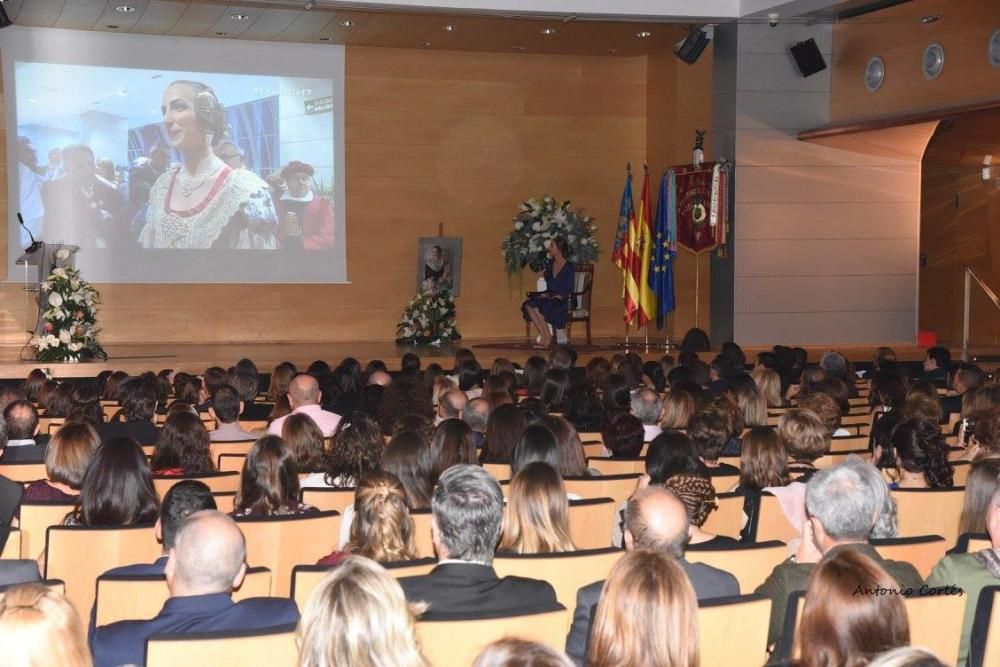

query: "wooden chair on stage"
xmin=523 ymin=263 xmax=594 ymax=345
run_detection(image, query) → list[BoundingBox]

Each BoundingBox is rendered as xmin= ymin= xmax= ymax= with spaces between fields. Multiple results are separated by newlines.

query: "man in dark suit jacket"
xmin=398 ymin=465 xmax=561 ymax=620
xmin=1 ymin=400 xmax=46 ymax=463
xmin=940 ymin=364 xmax=985 ymax=421
xmin=565 ymin=486 xmax=739 ymax=666
xmin=90 ymin=510 xmax=298 ymax=667
xmin=96 ymin=376 xmax=160 ymax=446
xmin=922 ymin=346 xmax=952 ymax=390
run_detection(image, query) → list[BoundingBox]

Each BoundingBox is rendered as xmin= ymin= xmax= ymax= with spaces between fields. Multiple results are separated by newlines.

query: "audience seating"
xmin=0 ymin=579 xmax=65 ymax=594
xmin=687 ymin=541 xmax=787 ymax=592
xmin=954 ymin=461 xmax=971 ymax=486
xmin=567 ymin=498 xmax=617 ymax=549
xmin=417 ymin=608 xmax=570 ymax=667
xmin=482 ymin=463 xmax=510 ymax=482
xmin=698 ymin=594 xmax=772 ymax=667
xmin=893 ymin=487 xmax=965 ymax=546
xmin=586 ymin=457 xmax=643 ymax=476
xmin=754 ymin=493 xmax=800 ymax=543
xmin=953 ymin=533 xmax=992 ymax=554
xmin=145 ymin=626 xmax=298 ymax=667
xmin=813 ymin=450 xmax=870 ymax=470
xmin=212 ymin=492 xmax=236 ymax=514
xmin=290 ymin=558 xmax=439 ymax=610
xmin=240 ymin=420 xmax=268 ymax=433
xmin=871 ymin=535 xmax=947 ymax=579
xmin=235 ymin=511 xmax=340 ymax=596
xmin=970 ymin=585 xmax=1000 ymax=667
xmin=410 ymin=509 xmax=436 ymax=558
xmin=494 ymin=548 xmax=623 ymax=613
xmin=152 ymin=472 xmax=240 ymax=497
xmin=701 ymin=492 xmax=744 ymax=539
xmin=209 ymin=441 xmax=255 ymax=467
xmin=0 ymin=529 xmax=20 ymax=560
xmin=828 ymin=436 xmax=870 ymax=453
xmin=0 ymin=462 xmax=47 ymax=483
xmin=710 ymin=475 xmax=740 ymax=494
xmin=36 ymin=416 xmax=64 ymax=434
xmin=18 ymin=501 xmax=76 ymax=560
xmin=299 ymin=487 xmax=355 ymax=513
xmin=95 ymin=567 xmax=273 ymax=626
xmin=563 ymin=474 xmax=640 ymax=507
xmin=44 ymin=523 xmax=160 ymax=618
xmin=217 ymin=454 xmax=248 ymax=474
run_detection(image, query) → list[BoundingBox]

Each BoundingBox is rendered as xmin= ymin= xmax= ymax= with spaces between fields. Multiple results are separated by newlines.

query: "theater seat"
xmin=482 ymin=463 xmax=511 ymax=482
xmin=563 ymin=474 xmax=640 ymax=507
xmin=410 ymin=509 xmax=436 ymax=558
xmin=0 ymin=462 xmax=47 ymax=483
xmin=893 ymin=487 xmax=965 ymax=546
xmin=291 ymin=558 xmax=438 ymax=610
xmin=701 ymin=492 xmax=744 ymax=540
xmin=95 ymin=567 xmax=273 ymax=626
xmin=235 ymin=511 xmax=340 ymax=596
xmin=586 ymin=457 xmax=644 ymax=476
xmin=969 ymin=585 xmax=1000 ymax=667
xmin=18 ymin=502 xmax=76 ymax=560
xmin=698 ymin=594 xmax=771 ymax=667
xmin=493 ymin=548 xmax=623 ymax=613
xmin=953 ymin=533 xmax=992 ymax=554
xmin=871 ymin=535 xmax=947 ymax=579
xmin=299 ymin=487 xmax=355 ymax=513
xmin=417 ymin=608 xmax=569 ymax=667
xmin=209 ymin=441 xmax=255 ymax=467
xmin=153 ymin=472 xmax=240 ymax=497
xmin=687 ymin=541 xmax=787 ymax=592
xmin=0 ymin=579 xmax=64 ymax=594
xmin=0 ymin=529 xmax=20 ymax=560
xmin=145 ymin=626 xmax=298 ymax=667
xmin=567 ymin=498 xmax=617 ymax=549
xmin=754 ymin=493 xmax=799 ymax=543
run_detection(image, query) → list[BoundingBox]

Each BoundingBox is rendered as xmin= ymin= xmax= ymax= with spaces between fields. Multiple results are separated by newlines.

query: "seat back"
xmin=586 ymin=458 xmax=644 ymax=476
xmin=482 ymin=463 xmax=510 ymax=482
xmin=299 ymin=487 xmax=356 ymax=513
xmin=0 ymin=579 xmax=65 ymax=594
xmin=153 ymin=472 xmax=240 ymax=497
xmin=755 ymin=493 xmax=800 ymax=543
xmin=0 ymin=462 xmax=47 ymax=483
xmin=18 ymin=502 xmax=76 ymax=560
xmin=970 ymin=585 xmax=1000 ymax=667
xmin=235 ymin=511 xmax=341 ymax=596
xmin=569 ymin=263 xmax=594 ymax=316
xmin=566 ymin=498 xmax=616 ymax=549
xmin=209 ymin=441 xmax=255 ymax=467
xmin=871 ymin=535 xmax=947 ymax=579
xmin=710 ymin=474 xmax=740 ymax=495
xmin=813 ymin=450 xmax=869 ymax=469
xmin=953 ymin=461 xmax=972 ymax=486
xmin=581 ymin=442 xmax=607 ymax=459
xmin=701 ymin=492 xmax=744 ymax=539
xmin=893 ymin=487 xmax=965 ymax=546
xmin=687 ymin=541 xmax=788 ymax=592
xmin=212 ymin=492 xmax=236 ymax=514
xmin=829 ymin=436 xmax=870 ymax=453
xmin=217 ymin=453 xmax=247 ymax=474
xmin=563 ymin=474 xmax=640 ymax=507
xmin=95 ymin=567 xmax=272 ymax=626
xmin=411 ymin=509 xmax=435 ymax=558
xmin=953 ymin=532 xmax=993 ymax=554
xmin=494 ymin=548 xmax=623 ymax=611
xmin=45 ymin=523 xmax=160 ymax=617
xmin=0 ymin=529 xmax=20 ymax=560
xmin=146 ymin=626 xmax=298 ymax=667
xmin=417 ymin=609 xmax=570 ymax=667
xmin=291 ymin=558 xmax=438 ymax=610
xmin=698 ymin=595 xmax=772 ymax=667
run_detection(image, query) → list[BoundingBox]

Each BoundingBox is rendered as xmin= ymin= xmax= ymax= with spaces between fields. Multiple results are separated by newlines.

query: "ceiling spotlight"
xmin=106 ymin=24 xmax=120 ymax=29
xmin=115 ymin=5 xmax=135 ymax=12
xmin=511 ymin=46 xmax=526 ymax=52
xmin=230 ymin=13 xmax=250 ymax=20
xmin=636 ymin=31 xmax=652 ymax=38
xmin=541 ymin=28 xmax=556 ymax=35
xmin=318 ymin=36 xmax=332 ymax=41
xmin=921 ymin=14 xmax=942 ymax=24
xmin=418 ymin=41 xmax=431 ymax=48
xmin=304 ymin=1 xmax=316 ymax=10
xmin=605 ymin=48 xmax=617 ymax=54
xmin=216 ymin=31 xmax=228 ymax=36
xmin=339 ymin=19 xmax=354 ymax=27
xmin=443 ymin=25 xmax=456 ymax=32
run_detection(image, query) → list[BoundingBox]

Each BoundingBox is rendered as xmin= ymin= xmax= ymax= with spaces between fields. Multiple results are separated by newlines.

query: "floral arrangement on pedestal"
xmin=30 ymin=266 xmax=106 ymax=362
xmin=395 ymin=290 xmax=462 ymax=346
xmin=502 ymin=196 xmax=600 ymax=274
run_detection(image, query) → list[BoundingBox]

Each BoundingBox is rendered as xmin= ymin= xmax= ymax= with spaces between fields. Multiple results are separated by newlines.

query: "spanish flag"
xmin=626 ymin=167 xmax=657 ymax=327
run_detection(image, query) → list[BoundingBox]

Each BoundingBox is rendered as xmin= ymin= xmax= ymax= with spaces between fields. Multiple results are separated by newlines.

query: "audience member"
xmin=542 ymin=415 xmax=589 ymax=478
xmin=281 ymin=412 xmax=327 ymax=473
xmin=473 ymin=639 xmax=573 ymax=667
xmin=884 ymin=418 xmax=954 ymax=488
xmin=66 ymin=437 xmax=159 ymax=526
xmin=734 ymin=426 xmax=789 ymax=541
xmin=67 ymin=384 xmax=105 ymax=427
xmin=499 ymin=462 xmax=575 ymax=554
xmin=778 ymin=409 xmax=830 ymax=482
xmin=303 ymin=412 xmax=383 ymax=489
xmin=91 ymin=511 xmax=299 ymax=667
xmin=382 ymin=431 xmax=435 ymax=510
xmin=540 ymin=369 xmax=571 ymax=414
xmin=511 ymin=424 xmax=560 ymax=476
xmin=21 ymin=422 xmax=98 ymax=503
xmin=958 ymin=457 xmax=1000 ymax=535
xmin=566 ymin=486 xmax=736 ymax=665
xmin=630 ymin=387 xmax=663 ymax=442
xmin=377 ymin=375 xmax=433 ymax=436
xmin=752 ymin=368 xmax=784 ymax=408
xmin=687 ymin=411 xmax=739 ymax=476
xmin=268 ymin=374 xmax=341 ymax=437
xmin=151 ymin=411 xmax=215 ymax=476
xmin=480 ymin=404 xmax=528 ymax=465
xmin=794 ymin=550 xmax=910 ymax=667
xmin=1 ymin=399 xmax=44 ymax=463
xmin=462 ymin=398 xmax=490 ymax=448
xmin=798 ymin=392 xmax=848 ymax=438
xmin=233 ymin=436 xmax=318 ymax=517
xmin=565 ymin=386 xmax=603 ymax=434
xmin=734 ymin=383 xmax=768 ymax=428
xmin=429 ymin=418 xmax=477 ymax=476
xmin=207 ymin=385 xmax=257 ymax=441
xmin=398 ymin=465 xmax=561 ymax=620
xmin=436 ymin=388 xmax=468 ymax=425
xmin=230 ymin=369 xmax=268 ymax=421
xmin=944 ymin=364 xmax=986 ymax=419
xmin=666 ymin=471 xmax=738 ymax=547
xmin=97 ymin=377 xmax=160 ymax=445
xmin=601 ymin=413 xmax=644 ymax=459
xmin=867 ymin=647 xmax=948 ymax=667
xmin=21 ymin=368 xmax=48 ymax=403
xmin=922 ymin=346 xmax=951 ymax=389
xmin=661 ymin=390 xmax=695 ymax=430
xmin=0 ymin=583 xmax=92 ymax=667
xmin=819 ymin=350 xmax=858 ymax=398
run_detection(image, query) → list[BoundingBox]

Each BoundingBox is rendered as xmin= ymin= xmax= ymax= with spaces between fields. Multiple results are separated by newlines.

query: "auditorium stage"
xmin=0 ymin=339 xmax=961 ymax=380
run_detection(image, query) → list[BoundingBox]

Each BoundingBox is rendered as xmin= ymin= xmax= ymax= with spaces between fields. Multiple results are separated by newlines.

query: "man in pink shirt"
xmin=267 ymin=374 xmax=341 ymax=437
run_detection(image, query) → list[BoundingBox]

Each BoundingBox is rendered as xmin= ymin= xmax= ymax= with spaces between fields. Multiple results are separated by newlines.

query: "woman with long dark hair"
xmin=151 ymin=411 xmax=214 ymax=475
xmin=66 ymin=437 xmax=159 ymax=526
xmin=479 ymin=403 xmax=528 ymax=465
xmin=233 ymin=435 xmax=317 ymax=517
xmin=521 ymin=237 xmax=574 ymax=348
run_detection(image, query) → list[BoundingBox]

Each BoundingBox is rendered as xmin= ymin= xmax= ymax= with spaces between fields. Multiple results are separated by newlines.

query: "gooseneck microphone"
xmin=17 ymin=212 xmax=43 ymax=254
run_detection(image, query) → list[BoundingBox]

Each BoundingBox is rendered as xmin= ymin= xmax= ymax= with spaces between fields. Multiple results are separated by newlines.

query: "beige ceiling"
xmin=2 ymin=0 xmax=693 ymax=56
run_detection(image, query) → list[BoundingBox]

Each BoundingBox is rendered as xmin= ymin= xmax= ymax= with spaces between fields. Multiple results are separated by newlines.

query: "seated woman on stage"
xmin=521 ymin=237 xmax=574 ymax=348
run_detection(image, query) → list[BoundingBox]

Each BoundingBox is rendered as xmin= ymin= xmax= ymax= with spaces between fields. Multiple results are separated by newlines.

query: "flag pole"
xmin=643 ymin=322 xmax=649 ymax=354
xmin=694 ymin=257 xmax=701 ymax=330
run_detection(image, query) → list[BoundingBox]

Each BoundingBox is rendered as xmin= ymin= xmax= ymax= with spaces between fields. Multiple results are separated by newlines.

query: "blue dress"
xmin=522 ymin=261 xmax=575 ymax=329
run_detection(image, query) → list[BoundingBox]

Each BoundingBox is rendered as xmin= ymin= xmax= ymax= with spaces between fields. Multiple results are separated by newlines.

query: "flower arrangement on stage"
xmin=396 ymin=290 xmax=462 ymax=346
xmin=502 ymin=196 xmax=600 ymax=274
xmin=31 ymin=266 xmax=106 ymax=362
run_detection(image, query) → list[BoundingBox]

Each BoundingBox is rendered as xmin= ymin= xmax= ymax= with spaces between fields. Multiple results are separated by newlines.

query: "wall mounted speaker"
xmin=790 ymin=38 xmax=827 ymax=77
xmin=923 ymin=42 xmax=945 ymax=79
xmin=675 ymin=27 xmax=710 ymax=65
xmin=865 ymin=56 xmax=886 ymax=91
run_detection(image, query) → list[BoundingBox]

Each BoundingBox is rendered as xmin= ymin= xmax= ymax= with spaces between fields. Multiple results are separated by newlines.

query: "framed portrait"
xmin=416 ymin=237 xmax=462 ymax=296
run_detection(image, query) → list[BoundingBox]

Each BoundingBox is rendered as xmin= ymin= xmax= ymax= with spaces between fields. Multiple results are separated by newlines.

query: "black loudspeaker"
xmin=790 ymin=38 xmax=827 ymax=77
xmin=675 ymin=28 xmax=710 ymax=65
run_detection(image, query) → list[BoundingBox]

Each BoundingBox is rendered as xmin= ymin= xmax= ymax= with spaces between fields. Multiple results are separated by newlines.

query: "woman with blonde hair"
xmin=752 ymin=367 xmax=784 ymax=409
xmin=298 ymin=556 xmax=428 ymax=667
xmin=316 ymin=471 xmax=419 ymax=566
xmin=499 ymin=462 xmax=576 ymax=554
xmin=661 ymin=390 xmax=695 ymax=430
xmin=0 ymin=583 xmax=92 ymax=667
xmin=778 ymin=408 xmax=830 ymax=482
xmin=734 ymin=384 xmax=768 ymax=428
xmin=588 ymin=550 xmax=699 ymax=667
xmin=21 ymin=422 xmax=99 ymax=503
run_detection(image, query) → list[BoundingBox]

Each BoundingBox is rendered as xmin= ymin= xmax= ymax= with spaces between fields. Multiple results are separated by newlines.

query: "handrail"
xmin=962 ymin=268 xmax=1000 ymax=361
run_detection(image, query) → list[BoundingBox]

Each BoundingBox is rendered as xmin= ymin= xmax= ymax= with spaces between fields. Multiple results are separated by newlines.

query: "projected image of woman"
xmin=138 ymin=80 xmax=278 ymax=249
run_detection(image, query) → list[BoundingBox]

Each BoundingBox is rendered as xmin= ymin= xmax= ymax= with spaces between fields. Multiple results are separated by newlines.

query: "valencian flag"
xmin=612 ymin=168 xmax=633 ymax=271
xmin=626 ymin=167 xmax=656 ymax=327
xmin=649 ymin=171 xmax=677 ymax=330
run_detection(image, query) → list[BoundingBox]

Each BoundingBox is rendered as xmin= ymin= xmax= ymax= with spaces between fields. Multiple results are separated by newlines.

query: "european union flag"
xmin=649 ymin=171 xmax=677 ymax=330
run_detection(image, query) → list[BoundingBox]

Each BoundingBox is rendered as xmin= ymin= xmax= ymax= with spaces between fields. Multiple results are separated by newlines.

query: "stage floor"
xmin=0 ymin=338 xmax=961 ymax=380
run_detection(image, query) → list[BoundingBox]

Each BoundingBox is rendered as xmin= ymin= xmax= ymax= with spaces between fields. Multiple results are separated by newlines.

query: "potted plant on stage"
xmin=396 ymin=290 xmax=462 ymax=347
xmin=502 ymin=196 xmax=600 ymax=278
xmin=30 ymin=266 xmax=106 ymax=362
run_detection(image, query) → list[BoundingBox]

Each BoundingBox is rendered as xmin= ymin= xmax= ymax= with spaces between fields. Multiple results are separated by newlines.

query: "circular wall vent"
xmin=923 ymin=42 xmax=944 ymax=79
xmin=989 ymin=29 xmax=1000 ymax=67
xmin=865 ymin=56 xmax=885 ymax=91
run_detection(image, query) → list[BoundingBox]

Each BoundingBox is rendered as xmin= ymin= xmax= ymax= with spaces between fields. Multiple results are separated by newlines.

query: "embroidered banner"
xmin=674 ymin=163 xmax=727 ymax=255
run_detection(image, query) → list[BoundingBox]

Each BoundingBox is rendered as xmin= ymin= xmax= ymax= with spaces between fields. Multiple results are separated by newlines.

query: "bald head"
xmin=166 ymin=510 xmax=247 ymax=596
xmin=439 ymin=389 xmax=468 ymax=420
xmin=368 ymin=371 xmax=392 ymax=387
xmin=288 ymin=373 xmax=320 ymax=409
xmin=624 ymin=486 xmax=690 ymax=557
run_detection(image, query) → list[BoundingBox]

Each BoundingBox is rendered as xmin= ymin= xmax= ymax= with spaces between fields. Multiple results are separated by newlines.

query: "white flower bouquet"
xmin=502 ymin=196 xmax=600 ymax=275
xmin=30 ymin=266 xmax=106 ymax=362
xmin=396 ymin=290 xmax=462 ymax=346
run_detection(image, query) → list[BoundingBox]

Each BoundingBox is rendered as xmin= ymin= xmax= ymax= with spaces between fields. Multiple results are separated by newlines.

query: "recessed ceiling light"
xmin=304 ymin=1 xmax=315 ymax=10
xmin=339 ymin=20 xmax=354 ymax=27
xmin=115 ymin=5 xmax=135 ymax=12
xmin=636 ymin=31 xmax=652 ymax=38
xmin=106 ymin=25 xmax=120 ymax=29
xmin=443 ymin=25 xmax=456 ymax=32
xmin=541 ymin=28 xmax=557 ymax=35
xmin=216 ymin=31 xmax=228 ymax=36
xmin=511 ymin=46 xmax=526 ymax=52
xmin=230 ymin=13 xmax=250 ymax=21
xmin=605 ymin=48 xmax=617 ymax=54
xmin=418 ymin=41 xmax=431 ymax=48
xmin=921 ymin=14 xmax=942 ymax=24
xmin=318 ymin=36 xmax=332 ymax=41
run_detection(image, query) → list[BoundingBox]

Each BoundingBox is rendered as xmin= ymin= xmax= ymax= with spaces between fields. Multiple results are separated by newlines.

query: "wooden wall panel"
xmin=831 ymin=0 xmax=1000 ymax=123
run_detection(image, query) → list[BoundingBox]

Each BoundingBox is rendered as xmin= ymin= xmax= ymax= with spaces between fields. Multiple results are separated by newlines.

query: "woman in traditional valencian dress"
xmin=139 ymin=80 xmax=278 ymax=249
